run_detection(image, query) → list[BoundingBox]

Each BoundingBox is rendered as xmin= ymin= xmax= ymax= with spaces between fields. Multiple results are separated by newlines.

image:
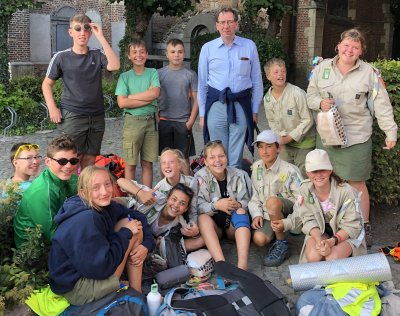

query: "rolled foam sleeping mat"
xmin=288 ymin=253 xmax=392 ymax=292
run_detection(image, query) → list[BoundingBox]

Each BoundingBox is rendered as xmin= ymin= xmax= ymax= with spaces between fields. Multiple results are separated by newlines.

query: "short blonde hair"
xmin=69 ymin=13 xmax=91 ymax=27
xmin=263 ymin=58 xmax=286 ymax=75
xmin=78 ymin=165 xmax=114 ymax=211
xmin=338 ymin=28 xmax=366 ymax=54
xmin=160 ymin=148 xmax=188 ymax=173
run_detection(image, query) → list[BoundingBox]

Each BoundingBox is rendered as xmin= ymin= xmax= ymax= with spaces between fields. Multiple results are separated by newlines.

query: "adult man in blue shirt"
xmin=197 ymin=7 xmax=263 ymax=168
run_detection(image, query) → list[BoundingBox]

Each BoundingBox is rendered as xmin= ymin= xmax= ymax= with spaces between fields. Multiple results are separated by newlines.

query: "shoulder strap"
xmin=367 ymin=66 xmax=381 ymax=117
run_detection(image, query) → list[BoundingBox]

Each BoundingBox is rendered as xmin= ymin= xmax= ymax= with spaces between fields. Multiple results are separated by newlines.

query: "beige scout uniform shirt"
xmin=264 ymin=82 xmax=316 ymax=146
xmin=307 ymin=56 xmax=397 ymax=147
xmin=283 ymin=178 xmax=367 ymax=263
xmin=154 ymin=174 xmax=198 ymax=222
xmin=195 ymin=167 xmax=251 ymax=216
xmin=248 ymin=157 xmax=303 ymax=220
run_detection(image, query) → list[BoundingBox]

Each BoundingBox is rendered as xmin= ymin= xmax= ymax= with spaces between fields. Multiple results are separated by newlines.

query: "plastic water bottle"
xmin=147 ymin=283 xmax=162 ymax=316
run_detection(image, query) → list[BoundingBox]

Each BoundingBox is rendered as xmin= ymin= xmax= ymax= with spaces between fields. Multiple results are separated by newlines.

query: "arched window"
xmin=51 ymin=6 xmax=76 ymax=55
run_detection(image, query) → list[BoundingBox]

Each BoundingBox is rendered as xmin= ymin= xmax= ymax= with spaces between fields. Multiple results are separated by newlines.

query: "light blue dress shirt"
xmin=197 ymin=35 xmax=263 ymax=117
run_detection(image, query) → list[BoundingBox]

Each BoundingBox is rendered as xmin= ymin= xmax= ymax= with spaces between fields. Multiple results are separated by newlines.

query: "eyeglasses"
xmin=72 ymin=24 xmax=91 ymax=32
xmin=15 ymin=155 xmax=42 ymax=162
xmin=14 ymin=144 xmax=40 ymax=159
xmin=48 ymin=157 xmax=80 ymax=166
xmin=217 ymin=20 xmax=236 ymax=26
xmin=205 ymin=140 xmax=223 ymax=148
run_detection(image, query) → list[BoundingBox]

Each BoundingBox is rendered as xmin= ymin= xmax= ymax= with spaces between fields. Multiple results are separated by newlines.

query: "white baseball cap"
xmin=252 ymin=130 xmax=280 ymax=146
xmin=305 ymin=149 xmax=333 ymax=172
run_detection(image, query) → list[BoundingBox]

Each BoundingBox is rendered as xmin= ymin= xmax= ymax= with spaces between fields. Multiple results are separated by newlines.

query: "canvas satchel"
xmin=317 ymin=105 xmax=347 ymax=146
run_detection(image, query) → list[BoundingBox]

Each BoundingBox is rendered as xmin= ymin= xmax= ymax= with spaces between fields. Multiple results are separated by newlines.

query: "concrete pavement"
xmin=1 ymin=116 xmax=399 ymax=315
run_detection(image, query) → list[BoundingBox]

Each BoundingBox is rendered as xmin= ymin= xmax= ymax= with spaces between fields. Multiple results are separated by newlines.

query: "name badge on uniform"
xmin=322 ymin=68 xmax=331 ymax=80
xmin=257 ymin=167 xmax=263 ymax=181
xmin=307 ymin=192 xmax=314 ymax=204
xmin=210 ymin=180 xmax=215 ymax=193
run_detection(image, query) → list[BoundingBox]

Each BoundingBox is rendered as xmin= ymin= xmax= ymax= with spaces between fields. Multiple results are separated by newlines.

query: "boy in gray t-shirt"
xmin=158 ymin=39 xmax=198 ymax=167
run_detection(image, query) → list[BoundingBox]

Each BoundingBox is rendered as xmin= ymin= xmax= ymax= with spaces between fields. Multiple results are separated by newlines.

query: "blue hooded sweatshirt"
xmin=48 ymin=195 xmax=155 ymax=294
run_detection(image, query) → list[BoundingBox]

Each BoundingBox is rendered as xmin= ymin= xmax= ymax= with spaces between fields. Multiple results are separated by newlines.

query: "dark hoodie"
xmin=48 ymin=195 xmax=155 ymax=294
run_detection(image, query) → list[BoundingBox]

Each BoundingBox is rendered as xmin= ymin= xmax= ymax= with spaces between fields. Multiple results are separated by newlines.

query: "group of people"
xmin=3 ymin=6 xmax=397 ymax=308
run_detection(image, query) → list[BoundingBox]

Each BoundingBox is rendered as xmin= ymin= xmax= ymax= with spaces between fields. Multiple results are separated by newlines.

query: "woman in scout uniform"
xmin=195 ymin=140 xmax=252 ymax=270
xmin=307 ymin=28 xmax=397 ymax=246
xmin=272 ymin=149 xmax=367 ymax=263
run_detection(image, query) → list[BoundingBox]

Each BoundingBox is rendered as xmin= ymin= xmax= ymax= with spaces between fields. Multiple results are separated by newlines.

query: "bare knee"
xmin=141 ymin=160 xmax=153 ymax=169
xmin=265 ymin=197 xmax=283 ymax=218
xmin=252 ymin=232 xmax=271 ymax=247
xmin=198 ymin=214 xmax=212 ymax=227
xmin=236 ymin=208 xmax=246 ymax=215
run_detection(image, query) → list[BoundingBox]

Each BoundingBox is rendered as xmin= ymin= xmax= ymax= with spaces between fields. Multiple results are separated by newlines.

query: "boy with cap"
xmin=248 ymin=130 xmax=303 ymax=266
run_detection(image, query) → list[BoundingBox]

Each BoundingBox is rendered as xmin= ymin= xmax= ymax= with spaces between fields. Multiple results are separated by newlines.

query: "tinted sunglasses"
xmin=205 ymin=140 xmax=222 ymax=148
xmin=73 ymin=24 xmax=91 ymax=32
xmin=14 ymin=144 xmax=39 ymax=159
xmin=49 ymin=157 xmax=80 ymax=166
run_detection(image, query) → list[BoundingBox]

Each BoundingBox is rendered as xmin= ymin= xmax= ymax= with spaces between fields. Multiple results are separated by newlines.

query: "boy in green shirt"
xmin=13 ymin=136 xmax=79 ymax=248
xmin=115 ymin=39 xmax=160 ymax=187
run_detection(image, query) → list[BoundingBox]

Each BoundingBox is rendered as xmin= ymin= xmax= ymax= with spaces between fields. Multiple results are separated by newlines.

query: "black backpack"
xmin=60 ymin=287 xmax=148 ymax=316
xmin=157 ymin=261 xmax=291 ymax=316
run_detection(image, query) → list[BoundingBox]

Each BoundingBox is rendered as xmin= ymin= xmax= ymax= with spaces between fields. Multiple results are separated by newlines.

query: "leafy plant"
xmin=368 ymin=60 xmax=400 ymax=205
xmin=0 ymin=181 xmax=49 ymax=312
xmin=108 ymin=0 xmax=196 ymax=72
xmin=242 ymin=0 xmax=295 ymax=37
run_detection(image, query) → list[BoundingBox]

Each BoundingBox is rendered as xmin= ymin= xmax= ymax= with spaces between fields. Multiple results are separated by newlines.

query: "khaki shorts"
xmin=254 ymin=198 xmax=294 ymax=240
xmin=63 ymin=274 xmax=120 ymax=305
xmin=59 ymin=109 xmax=105 ymax=156
xmin=123 ymin=114 xmax=159 ymax=165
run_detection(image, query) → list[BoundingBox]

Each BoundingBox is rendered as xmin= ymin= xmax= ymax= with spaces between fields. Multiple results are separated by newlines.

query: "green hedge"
xmin=368 ymin=60 xmax=400 ymax=205
xmin=190 ymin=32 xmax=287 ymax=91
xmin=0 ymin=76 xmax=120 ymax=135
xmin=0 ymin=182 xmax=49 ymax=312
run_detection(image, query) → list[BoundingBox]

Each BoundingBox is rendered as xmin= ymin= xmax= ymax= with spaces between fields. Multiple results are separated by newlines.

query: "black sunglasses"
xmin=73 ymin=24 xmax=91 ymax=32
xmin=49 ymin=157 xmax=80 ymax=166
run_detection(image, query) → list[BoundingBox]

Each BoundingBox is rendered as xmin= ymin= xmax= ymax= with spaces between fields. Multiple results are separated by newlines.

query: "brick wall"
xmin=8 ymin=0 xmax=125 ymax=62
xmin=8 ymin=10 xmax=30 ymax=62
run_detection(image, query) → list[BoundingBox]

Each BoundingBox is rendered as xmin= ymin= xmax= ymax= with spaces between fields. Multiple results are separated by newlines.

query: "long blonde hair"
xmin=78 ymin=165 xmax=115 ymax=211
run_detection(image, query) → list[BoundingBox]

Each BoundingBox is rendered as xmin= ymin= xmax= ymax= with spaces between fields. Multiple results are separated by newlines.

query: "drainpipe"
xmin=288 ymin=0 xmax=299 ymax=84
